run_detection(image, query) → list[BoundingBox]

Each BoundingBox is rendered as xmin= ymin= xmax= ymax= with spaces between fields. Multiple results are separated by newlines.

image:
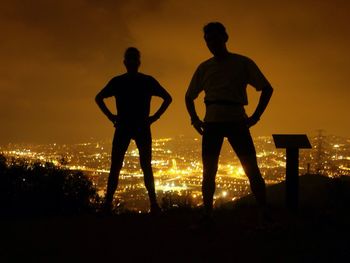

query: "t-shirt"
xmin=186 ymin=53 xmax=271 ymax=122
xmin=98 ymin=73 xmax=168 ymax=124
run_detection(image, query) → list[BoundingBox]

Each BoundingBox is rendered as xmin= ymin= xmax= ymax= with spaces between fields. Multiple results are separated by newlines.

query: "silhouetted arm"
xmin=149 ymin=91 xmax=172 ymax=124
xmin=185 ymin=95 xmax=204 ymax=135
xmin=246 ymin=85 xmax=273 ymax=127
xmin=185 ymin=66 xmax=204 ymax=135
xmin=95 ymin=93 xmax=118 ymax=125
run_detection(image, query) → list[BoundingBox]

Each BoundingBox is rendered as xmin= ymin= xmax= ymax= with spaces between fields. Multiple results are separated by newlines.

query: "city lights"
xmin=1 ymin=135 xmax=349 ymax=211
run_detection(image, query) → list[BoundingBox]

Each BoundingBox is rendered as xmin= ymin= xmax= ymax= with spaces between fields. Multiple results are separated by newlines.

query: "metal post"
xmin=286 ymin=148 xmax=299 ymax=211
xmin=272 ymin=134 xmax=312 ymax=211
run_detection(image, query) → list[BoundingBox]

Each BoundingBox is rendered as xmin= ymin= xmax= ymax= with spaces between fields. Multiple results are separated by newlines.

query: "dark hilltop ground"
xmin=2 ymin=174 xmax=350 ymax=263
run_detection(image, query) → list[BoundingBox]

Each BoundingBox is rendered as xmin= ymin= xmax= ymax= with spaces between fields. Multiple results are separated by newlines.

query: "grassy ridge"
xmin=1 ymin=166 xmax=350 ymax=262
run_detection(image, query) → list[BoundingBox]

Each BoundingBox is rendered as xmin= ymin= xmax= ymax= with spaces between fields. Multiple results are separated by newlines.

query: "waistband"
xmin=204 ymin=100 xmax=242 ymax=106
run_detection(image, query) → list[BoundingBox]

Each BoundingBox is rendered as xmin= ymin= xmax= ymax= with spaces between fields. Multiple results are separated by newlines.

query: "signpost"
xmin=272 ymin=134 xmax=312 ymax=211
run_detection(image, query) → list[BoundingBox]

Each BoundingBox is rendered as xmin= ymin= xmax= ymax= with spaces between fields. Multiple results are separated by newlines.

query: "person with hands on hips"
xmin=185 ymin=22 xmax=273 ymax=223
xmin=96 ymin=47 xmax=172 ymax=214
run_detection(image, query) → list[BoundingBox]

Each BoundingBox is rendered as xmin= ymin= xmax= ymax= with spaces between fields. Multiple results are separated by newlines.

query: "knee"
xmin=244 ymin=164 xmax=260 ymax=177
xmin=110 ymin=160 xmax=124 ymax=172
xmin=240 ymin=155 xmax=259 ymax=173
xmin=202 ymin=172 xmax=216 ymax=187
xmin=245 ymin=167 xmax=263 ymax=181
xmin=203 ymin=163 xmax=218 ymax=175
xmin=246 ymin=170 xmax=265 ymax=187
xmin=140 ymin=160 xmax=152 ymax=172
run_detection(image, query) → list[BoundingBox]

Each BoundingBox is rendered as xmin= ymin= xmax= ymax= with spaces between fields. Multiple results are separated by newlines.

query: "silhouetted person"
xmin=185 ymin=22 xmax=273 ymax=222
xmin=95 ymin=47 xmax=172 ymax=214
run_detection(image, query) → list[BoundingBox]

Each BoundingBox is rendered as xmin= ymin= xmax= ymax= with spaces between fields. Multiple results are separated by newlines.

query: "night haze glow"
xmin=1 ymin=0 xmax=350 ymax=144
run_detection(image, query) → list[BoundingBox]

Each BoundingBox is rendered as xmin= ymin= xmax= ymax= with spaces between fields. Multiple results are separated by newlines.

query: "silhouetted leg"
xmin=227 ymin=125 xmax=266 ymax=207
xmin=135 ymin=126 xmax=159 ymax=211
xmin=202 ymin=124 xmax=224 ymax=216
xmin=104 ymin=128 xmax=131 ymax=210
xmin=237 ymin=154 xmax=266 ymax=207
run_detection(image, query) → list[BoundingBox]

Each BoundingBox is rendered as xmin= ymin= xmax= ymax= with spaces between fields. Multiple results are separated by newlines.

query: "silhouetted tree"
xmin=0 ymin=160 xmax=99 ymax=216
xmin=160 ymin=191 xmax=195 ymax=211
xmin=0 ymin=154 xmax=6 ymax=169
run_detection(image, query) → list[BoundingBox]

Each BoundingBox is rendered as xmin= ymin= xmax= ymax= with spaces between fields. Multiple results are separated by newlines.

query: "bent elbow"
xmin=185 ymin=93 xmax=193 ymax=102
xmin=162 ymin=94 xmax=172 ymax=106
xmin=263 ymin=85 xmax=273 ymax=96
xmin=95 ymin=94 xmax=103 ymax=104
xmin=269 ymin=86 xmax=274 ymax=96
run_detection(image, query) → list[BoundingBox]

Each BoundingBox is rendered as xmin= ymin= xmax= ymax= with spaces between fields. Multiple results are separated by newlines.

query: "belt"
xmin=204 ymin=100 xmax=241 ymax=106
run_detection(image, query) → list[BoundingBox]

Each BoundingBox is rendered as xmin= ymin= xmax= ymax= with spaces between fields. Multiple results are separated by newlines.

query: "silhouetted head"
xmin=124 ymin=47 xmax=140 ymax=74
xmin=203 ymin=22 xmax=229 ymax=57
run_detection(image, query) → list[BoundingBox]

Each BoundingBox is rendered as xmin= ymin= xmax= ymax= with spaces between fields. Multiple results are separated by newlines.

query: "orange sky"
xmin=1 ymin=0 xmax=349 ymax=144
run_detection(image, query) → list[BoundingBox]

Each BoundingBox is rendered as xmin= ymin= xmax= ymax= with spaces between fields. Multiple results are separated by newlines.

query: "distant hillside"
xmin=2 ymin=174 xmax=350 ymax=262
xmin=225 ymin=174 xmax=350 ymax=209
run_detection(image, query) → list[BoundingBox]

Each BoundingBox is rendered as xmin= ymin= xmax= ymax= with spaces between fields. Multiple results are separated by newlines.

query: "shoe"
xmin=100 ymin=201 xmax=112 ymax=216
xmin=150 ymin=204 xmax=162 ymax=216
